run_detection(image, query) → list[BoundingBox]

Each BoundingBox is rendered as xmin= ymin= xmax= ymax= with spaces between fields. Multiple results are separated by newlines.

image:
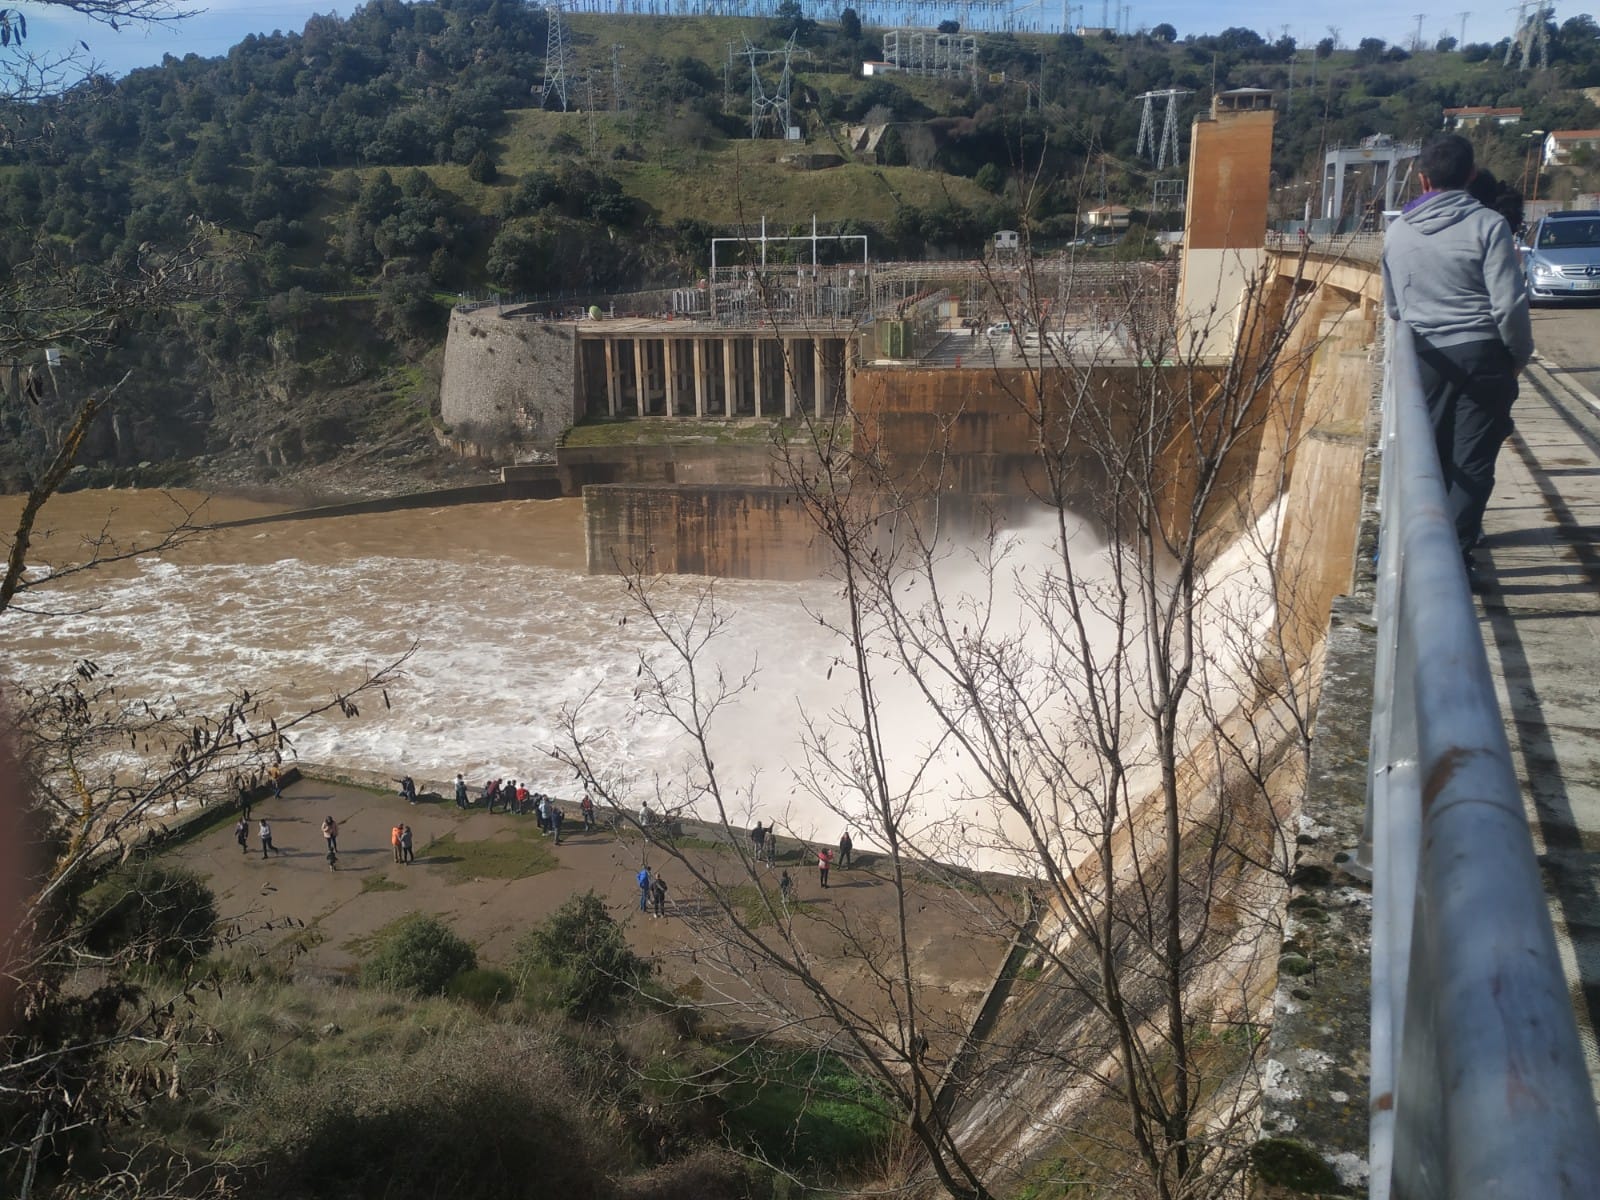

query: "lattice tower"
xmin=611 ymin=43 xmax=626 ymax=112
xmin=1134 ymin=88 xmax=1192 ymax=171
xmin=745 ymin=35 xmax=797 ymax=139
xmin=542 ymin=0 xmax=574 ymax=111
xmin=1504 ymin=0 xmax=1551 ymax=69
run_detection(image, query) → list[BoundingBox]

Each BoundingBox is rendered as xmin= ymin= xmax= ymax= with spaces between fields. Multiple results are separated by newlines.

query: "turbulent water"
xmin=1 ymin=488 xmax=1281 ymax=859
xmin=1 ymin=490 xmax=851 ymax=833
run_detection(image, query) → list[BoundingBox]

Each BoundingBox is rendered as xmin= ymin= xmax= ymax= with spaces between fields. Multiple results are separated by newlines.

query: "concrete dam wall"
xmin=439 ymin=307 xmax=580 ymax=450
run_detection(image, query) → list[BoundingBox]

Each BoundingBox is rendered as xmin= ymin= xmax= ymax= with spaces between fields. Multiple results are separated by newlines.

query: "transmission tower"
xmin=745 ymin=35 xmax=797 ymax=140
xmin=1134 ymin=88 xmax=1192 ymax=171
xmin=1412 ymin=12 xmax=1427 ymax=51
xmin=582 ymin=73 xmax=599 ymax=155
xmin=1458 ymin=9 xmax=1471 ymax=46
xmin=611 ymin=43 xmax=627 ymax=112
xmin=1504 ymin=0 xmax=1550 ymax=69
xmin=542 ymin=1 xmax=574 ymax=111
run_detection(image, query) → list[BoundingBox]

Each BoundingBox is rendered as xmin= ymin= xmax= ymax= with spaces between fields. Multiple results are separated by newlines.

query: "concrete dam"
xmin=427 ymin=90 xmax=1446 ymax=1196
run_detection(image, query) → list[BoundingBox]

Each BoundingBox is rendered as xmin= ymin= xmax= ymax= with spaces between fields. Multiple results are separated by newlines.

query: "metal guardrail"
xmin=1365 ymin=321 xmax=1600 ymax=1199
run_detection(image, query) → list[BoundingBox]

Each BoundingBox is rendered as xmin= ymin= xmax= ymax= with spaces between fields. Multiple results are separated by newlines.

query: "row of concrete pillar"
xmin=582 ymin=334 xmax=852 ymax=419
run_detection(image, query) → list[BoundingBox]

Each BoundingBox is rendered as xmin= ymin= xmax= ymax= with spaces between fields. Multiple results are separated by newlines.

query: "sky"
xmin=13 ymin=0 xmax=1532 ymax=82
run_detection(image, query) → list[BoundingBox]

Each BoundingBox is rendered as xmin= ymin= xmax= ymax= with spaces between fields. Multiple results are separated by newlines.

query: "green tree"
xmin=514 ymin=889 xmax=645 ymax=1017
xmin=82 ymin=865 xmax=217 ymax=968
xmin=467 ymin=149 xmax=497 ymax=183
xmin=361 ymin=914 xmax=477 ymax=995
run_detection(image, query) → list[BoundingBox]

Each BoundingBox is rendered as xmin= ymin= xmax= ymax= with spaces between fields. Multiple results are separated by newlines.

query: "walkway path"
xmin=1476 ymin=346 xmax=1600 ymax=1097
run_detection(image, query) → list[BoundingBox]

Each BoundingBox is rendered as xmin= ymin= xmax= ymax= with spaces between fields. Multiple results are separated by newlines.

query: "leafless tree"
xmin=556 ymin=239 xmax=1346 ymax=1198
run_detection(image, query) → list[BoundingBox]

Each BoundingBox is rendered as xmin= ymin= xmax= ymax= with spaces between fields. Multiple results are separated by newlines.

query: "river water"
xmin=0 ymin=489 xmax=853 ymax=833
xmin=1 ymin=488 xmax=1281 ymax=859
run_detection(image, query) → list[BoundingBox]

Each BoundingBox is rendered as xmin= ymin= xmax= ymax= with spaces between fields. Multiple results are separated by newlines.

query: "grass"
xmin=715 ymin=1045 xmax=895 ymax=1170
xmin=717 ymin=881 xmax=810 ymax=927
xmin=360 ymin=872 xmax=406 ymax=894
xmin=422 ymin=826 xmax=560 ymax=885
xmin=342 ymin=913 xmax=418 ymax=958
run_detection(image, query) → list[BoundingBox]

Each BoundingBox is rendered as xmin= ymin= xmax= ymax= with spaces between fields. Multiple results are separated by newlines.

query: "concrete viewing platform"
xmin=161 ymin=772 xmax=1014 ymax=1052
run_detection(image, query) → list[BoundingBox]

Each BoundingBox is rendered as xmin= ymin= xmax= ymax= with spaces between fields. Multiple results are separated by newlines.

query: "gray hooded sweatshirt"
xmin=1382 ymin=188 xmax=1533 ymax=367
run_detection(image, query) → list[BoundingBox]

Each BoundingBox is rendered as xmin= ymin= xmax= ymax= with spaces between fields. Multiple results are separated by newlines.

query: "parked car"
xmin=1520 ymin=210 xmax=1600 ymax=304
xmin=985 ymin=321 xmax=1014 ymax=340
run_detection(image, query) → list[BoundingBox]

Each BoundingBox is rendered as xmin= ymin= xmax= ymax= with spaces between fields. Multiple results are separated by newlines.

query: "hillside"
xmin=3 ymin=2 xmax=1600 ymax=489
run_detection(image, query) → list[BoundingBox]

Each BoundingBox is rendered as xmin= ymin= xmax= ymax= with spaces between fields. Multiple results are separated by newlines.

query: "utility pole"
xmin=1413 ymin=12 xmax=1427 ymax=50
xmin=1458 ymin=9 xmax=1471 ymax=46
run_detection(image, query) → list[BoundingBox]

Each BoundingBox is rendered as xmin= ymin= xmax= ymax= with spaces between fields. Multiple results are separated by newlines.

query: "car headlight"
xmin=1531 ymin=259 xmax=1557 ymax=278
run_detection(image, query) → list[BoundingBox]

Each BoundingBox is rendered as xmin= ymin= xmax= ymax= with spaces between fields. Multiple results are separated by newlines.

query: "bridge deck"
xmin=1477 ymin=353 xmax=1600 ymax=1099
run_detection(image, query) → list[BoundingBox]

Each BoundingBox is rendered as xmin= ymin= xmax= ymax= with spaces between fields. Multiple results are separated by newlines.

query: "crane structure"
xmin=1134 ymin=88 xmax=1192 ymax=172
xmin=542 ymin=0 xmax=575 ymax=111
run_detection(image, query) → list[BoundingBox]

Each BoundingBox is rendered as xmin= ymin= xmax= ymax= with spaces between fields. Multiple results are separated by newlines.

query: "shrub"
xmin=82 ymin=864 xmax=217 ymax=967
xmin=360 ymin=914 xmax=476 ymax=995
xmin=269 ymin=1030 xmax=612 ymax=1199
xmin=446 ymin=967 xmax=515 ymax=1009
xmin=514 ymin=890 xmax=645 ymax=1017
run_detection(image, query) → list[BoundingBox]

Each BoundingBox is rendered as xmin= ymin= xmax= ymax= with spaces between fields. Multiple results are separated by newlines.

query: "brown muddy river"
xmin=1 ymin=489 xmax=851 ymax=836
xmin=2 ymin=488 xmax=1282 ymax=860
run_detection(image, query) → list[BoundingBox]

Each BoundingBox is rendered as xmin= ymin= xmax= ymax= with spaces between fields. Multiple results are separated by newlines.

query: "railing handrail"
xmin=1367 ymin=320 xmax=1600 ymax=1198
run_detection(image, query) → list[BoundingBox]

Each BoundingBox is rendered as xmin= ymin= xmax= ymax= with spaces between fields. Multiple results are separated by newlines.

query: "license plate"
xmin=1566 ymin=278 xmax=1600 ymax=290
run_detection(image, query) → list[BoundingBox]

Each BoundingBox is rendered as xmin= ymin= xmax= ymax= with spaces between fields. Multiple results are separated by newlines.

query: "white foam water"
xmin=1 ymin=492 xmax=1284 ymax=865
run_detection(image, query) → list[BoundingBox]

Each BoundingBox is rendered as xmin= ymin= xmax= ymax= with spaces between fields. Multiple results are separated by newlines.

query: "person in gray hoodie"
xmin=1382 ymin=133 xmax=1534 ymax=572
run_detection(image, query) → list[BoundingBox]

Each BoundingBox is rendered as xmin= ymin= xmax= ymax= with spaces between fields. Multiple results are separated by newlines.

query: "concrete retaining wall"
xmin=584 ymin=484 xmax=829 ymax=579
xmin=440 ymin=308 xmax=579 ymax=450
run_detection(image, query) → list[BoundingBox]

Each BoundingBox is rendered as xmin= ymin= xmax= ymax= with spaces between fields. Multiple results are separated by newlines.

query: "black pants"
xmin=1414 ymin=336 xmax=1519 ymax=555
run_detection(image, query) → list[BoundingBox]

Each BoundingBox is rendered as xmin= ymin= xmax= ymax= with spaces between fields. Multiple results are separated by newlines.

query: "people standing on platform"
xmin=838 ymin=830 xmax=853 ymax=870
xmin=581 ymin=793 xmax=595 ymax=832
xmin=817 ymin=847 xmax=832 ymax=889
xmin=455 ymin=773 xmax=468 ymax=809
xmin=237 ymin=778 xmax=252 ymax=823
xmin=391 ymin=823 xmax=403 ymax=863
xmin=1381 ymin=133 xmax=1533 ymax=577
xmin=652 ymin=873 xmax=668 ymax=918
xmin=400 ymin=775 xmax=417 ymax=805
xmin=779 ymin=870 xmax=793 ymax=903
xmin=235 ymin=817 xmax=249 ymax=855
xmin=400 ymin=824 xmax=414 ymax=864
xmin=636 ymin=866 xmax=652 ymax=913
xmin=750 ymin=822 xmax=766 ymax=861
xmin=259 ymin=819 xmax=276 ymax=858
xmin=322 ymin=816 xmax=339 ymax=855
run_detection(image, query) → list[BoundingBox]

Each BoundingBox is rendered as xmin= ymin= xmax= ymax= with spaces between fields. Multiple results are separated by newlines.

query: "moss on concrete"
xmin=1250 ymin=1138 xmax=1346 ymax=1194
